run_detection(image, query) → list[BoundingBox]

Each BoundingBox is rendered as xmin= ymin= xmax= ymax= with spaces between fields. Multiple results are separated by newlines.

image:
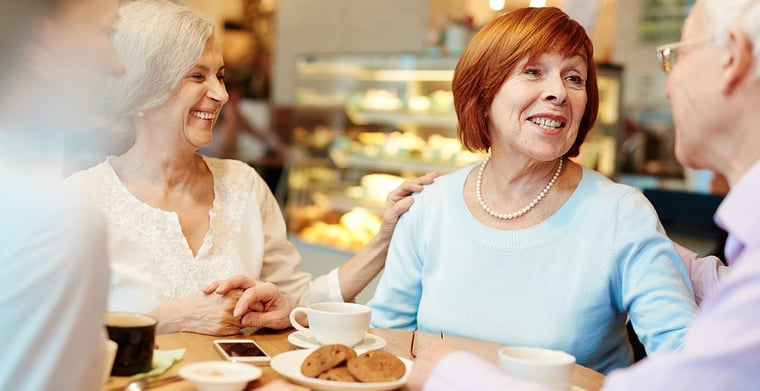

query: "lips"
xmin=529 ymin=117 xmax=564 ymax=129
xmin=190 ymin=110 xmax=216 ymax=120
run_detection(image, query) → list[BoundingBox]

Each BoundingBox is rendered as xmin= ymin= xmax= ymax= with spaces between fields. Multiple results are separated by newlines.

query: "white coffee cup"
xmin=102 ymin=339 xmax=118 ymax=384
xmin=289 ymin=302 xmax=371 ymax=347
xmin=497 ymin=346 xmax=576 ymax=390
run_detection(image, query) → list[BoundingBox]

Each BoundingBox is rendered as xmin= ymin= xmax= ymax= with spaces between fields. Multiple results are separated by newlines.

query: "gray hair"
xmin=703 ymin=0 xmax=760 ymax=78
xmin=106 ymin=0 xmax=215 ymax=118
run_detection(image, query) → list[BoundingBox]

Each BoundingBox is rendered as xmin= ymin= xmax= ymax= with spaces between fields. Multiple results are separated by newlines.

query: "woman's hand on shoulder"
xmin=378 ymin=172 xmax=437 ymax=237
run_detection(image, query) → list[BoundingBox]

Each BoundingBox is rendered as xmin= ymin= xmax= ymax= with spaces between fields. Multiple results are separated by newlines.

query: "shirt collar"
xmin=715 ymin=160 xmax=760 ymax=263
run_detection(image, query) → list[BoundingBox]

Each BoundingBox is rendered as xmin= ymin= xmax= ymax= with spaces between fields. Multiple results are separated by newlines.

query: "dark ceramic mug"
xmin=104 ymin=312 xmax=157 ymax=376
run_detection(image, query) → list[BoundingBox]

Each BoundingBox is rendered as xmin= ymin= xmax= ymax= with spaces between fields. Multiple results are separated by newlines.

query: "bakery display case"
xmin=285 ymin=53 xmax=479 ymax=252
xmin=285 ymin=54 xmax=623 ymax=253
xmin=581 ymin=63 xmax=624 ymax=178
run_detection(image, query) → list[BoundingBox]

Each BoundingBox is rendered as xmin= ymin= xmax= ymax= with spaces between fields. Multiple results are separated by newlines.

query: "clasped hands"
xmin=203 ymin=275 xmax=297 ymax=333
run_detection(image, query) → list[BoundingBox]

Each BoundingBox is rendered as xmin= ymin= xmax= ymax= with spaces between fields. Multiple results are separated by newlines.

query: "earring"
xmin=137 ymin=111 xmax=144 ymax=117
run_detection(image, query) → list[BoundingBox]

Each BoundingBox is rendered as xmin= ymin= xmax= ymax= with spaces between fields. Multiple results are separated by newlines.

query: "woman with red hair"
xmin=369 ymin=7 xmax=696 ymax=374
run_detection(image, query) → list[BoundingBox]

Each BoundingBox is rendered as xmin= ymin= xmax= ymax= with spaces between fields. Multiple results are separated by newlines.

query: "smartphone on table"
xmin=212 ymin=339 xmax=270 ymax=364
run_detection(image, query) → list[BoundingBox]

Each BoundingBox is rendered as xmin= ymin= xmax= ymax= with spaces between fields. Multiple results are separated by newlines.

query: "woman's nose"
xmin=208 ymin=80 xmax=229 ymax=104
xmin=543 ymin=75 xmax=567 ymax=104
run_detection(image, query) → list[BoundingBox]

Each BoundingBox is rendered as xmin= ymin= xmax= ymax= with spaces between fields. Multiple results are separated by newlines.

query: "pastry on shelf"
xmin=408 ymin=96 xmax=432 ymax=112
xmin=429 ymin=89 xmax=454 ymax=112
xmin=360 ymin=173 xmax=405 ymax=202
xmin=297 ymin=207 xmax=382 ymax=251
xmin=361 ymin=89 xmax=403 ymax=111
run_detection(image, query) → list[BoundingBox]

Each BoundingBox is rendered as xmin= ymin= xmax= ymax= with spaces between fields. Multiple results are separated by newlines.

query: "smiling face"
xmin=149 ymin=36 xmax=229 ymax=151
xmin=488 ymin=52 xmax=588 ymax=162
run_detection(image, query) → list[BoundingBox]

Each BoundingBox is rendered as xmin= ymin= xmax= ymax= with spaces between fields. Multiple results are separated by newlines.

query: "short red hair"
xmin=453 ymin=7 xmax=598 ymax=158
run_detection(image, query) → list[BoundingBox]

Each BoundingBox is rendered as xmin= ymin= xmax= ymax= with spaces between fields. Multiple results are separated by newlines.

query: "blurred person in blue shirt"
xmin=0 ymin=0 xmax=124 ymax=389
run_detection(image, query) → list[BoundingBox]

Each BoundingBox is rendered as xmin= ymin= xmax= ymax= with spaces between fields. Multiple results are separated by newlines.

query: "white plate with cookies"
xmin=270 ymin=345 xmax=412 ymax=391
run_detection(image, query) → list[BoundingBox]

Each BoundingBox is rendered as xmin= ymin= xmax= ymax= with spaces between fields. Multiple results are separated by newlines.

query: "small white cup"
xmin=497 ymin=346 xmax=576 ymax=390
xmin=102 ymin=339 xmax=118 ymax=384
xmin=289 ymin=302 xmax=371 ymax=347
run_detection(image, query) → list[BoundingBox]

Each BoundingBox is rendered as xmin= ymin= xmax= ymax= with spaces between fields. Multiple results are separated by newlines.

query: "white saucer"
xmin=287 ymin=331 xmax=387 ymax=351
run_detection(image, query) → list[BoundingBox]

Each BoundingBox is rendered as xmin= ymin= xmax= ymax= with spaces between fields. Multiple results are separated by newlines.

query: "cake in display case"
xmin=286 ymin=54 xmax=623 ymax=252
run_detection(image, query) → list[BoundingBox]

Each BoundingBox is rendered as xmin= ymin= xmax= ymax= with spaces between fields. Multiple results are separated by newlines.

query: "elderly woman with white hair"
xmin=67 ymin=0 xmax=434 ymax=335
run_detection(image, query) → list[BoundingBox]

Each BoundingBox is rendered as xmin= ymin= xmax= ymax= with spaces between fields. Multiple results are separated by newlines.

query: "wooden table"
xmin=104 ymin=328 xmax=605 ymax=390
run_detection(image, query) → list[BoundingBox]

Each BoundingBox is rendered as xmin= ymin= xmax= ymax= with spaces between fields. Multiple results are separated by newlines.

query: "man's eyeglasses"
xmin=656 ymin=37 xmax=710 ymax=73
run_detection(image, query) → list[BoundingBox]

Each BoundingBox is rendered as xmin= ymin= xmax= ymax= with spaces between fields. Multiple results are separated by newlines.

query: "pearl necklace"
xmin=476 ymin=156 xmax=563 ymax=220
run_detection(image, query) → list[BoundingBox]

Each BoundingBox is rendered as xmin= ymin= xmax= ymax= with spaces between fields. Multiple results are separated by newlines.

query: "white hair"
xmin=106 ymin=0 xmax=215 ymax=118
xmin=703 ymin=0 xmax=760 ymax=78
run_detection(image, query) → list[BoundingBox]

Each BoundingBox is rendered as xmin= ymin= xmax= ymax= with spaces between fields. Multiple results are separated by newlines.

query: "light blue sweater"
xmin=369 ymin=165 xmax=698 ymax=374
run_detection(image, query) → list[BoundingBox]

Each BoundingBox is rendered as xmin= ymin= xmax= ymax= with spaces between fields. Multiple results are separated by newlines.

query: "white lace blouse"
xmin=67 ymin=156 xmax=341 ymax=313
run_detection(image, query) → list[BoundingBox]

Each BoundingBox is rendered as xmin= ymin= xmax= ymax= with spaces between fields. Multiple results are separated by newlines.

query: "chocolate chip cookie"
xmin=301 ymin=344 xmax=357 ymax=378
xmin=347 ymin=350 xmax=406 ymax=382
